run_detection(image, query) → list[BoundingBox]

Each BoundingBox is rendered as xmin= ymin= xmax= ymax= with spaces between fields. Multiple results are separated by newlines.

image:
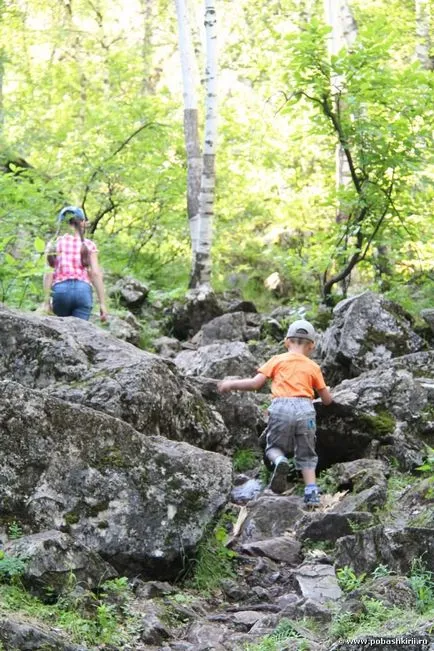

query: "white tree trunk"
xmin=189 ymin=0 xmax=217 ymax=289
xmin=324 ymin=0 xmax=357 ymax=222
xmin=416 ymin=0 xmax=433 ymax=69
xmin=174 ymin=0 xmax=202 ymax=253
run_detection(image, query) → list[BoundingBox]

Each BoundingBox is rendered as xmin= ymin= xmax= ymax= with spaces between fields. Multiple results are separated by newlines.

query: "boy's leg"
xmin=294 ymin=408 xmax=320 ymax=506
xmin=264 ymin=401 xmax=296 ymax=494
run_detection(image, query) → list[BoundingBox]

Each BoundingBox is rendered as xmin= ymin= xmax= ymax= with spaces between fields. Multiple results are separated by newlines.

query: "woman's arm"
xmin=43 ymin=271 xmax=54 ymax=312
xmin=88 ymin=251 xmax=108 ymax=321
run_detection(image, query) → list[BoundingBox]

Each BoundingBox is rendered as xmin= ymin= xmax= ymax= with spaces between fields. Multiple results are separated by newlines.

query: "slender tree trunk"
xmin=174 ymin=0 xmax=202 ymax=254
xmin=0 ymin=53 xmax=4 ymax=132
xmin=416 ymin=0 xmax=433 ymax=69
xmin=139 ymin=0 xmax=154 ymax=93
xmin=64 ymin=0 xmax=87 ymax=126
xmin=323 ymin=0 xmax=357 ymax=223
xmin=189 ymin=0 xmax=217 ymax=289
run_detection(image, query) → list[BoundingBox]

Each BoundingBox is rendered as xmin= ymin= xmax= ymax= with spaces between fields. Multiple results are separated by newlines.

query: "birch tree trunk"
xmin=415 ymin=0 xmax=433 ymax=70
xmin=323 ymin=0 xmax=357 ymax=223
xmin=174 ymin=0 xmax=202 ymax=254
xmin=189 ymin=0 xmax=217 ymax=289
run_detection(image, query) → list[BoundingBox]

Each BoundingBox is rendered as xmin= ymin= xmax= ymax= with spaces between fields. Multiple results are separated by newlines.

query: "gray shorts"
xmin=263 ymin=397 xmax=318 ymax=470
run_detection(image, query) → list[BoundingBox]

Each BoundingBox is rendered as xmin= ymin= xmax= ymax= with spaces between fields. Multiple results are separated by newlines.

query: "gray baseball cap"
xmin=286 ymin=319 xmax=316 ymax=342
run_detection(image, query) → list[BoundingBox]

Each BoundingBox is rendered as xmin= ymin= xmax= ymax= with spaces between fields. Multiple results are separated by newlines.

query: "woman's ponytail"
xmin=71 ymin=219 xmax=91 ymax=268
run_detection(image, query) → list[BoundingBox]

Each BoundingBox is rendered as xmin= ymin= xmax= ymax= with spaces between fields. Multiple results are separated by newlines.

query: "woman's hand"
xmin=99 ymin=304 xmax=108 ymax=322
xmin=43 ymin=300 xmax=52 ymax=315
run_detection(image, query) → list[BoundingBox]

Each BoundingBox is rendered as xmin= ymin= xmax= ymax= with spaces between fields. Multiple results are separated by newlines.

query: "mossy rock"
xmin=357 ymin=408 xmax=396 ymax=437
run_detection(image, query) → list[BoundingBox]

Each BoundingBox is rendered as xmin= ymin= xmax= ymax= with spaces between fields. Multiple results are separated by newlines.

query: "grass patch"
xmin=336 ymin=566 xmax=366 ymax=593
xmin=186 ymin=520 xmax=237 ymax=593
xmin=244 ymin=618 xmax=305 ymax=651
xmin=233 ymin=448 xmax=259 ymax=472
xmin=0 ymin=576 xmax=139 ymax=647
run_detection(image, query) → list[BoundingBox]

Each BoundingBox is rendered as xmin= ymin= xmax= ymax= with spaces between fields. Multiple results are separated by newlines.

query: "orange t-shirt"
xmin=258 ymin=352 xmax=326 ymax=399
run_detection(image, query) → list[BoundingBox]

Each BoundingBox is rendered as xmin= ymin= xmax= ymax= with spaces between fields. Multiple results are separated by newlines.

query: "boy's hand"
xmin=217 ymin=380 xmax=233 ymax=394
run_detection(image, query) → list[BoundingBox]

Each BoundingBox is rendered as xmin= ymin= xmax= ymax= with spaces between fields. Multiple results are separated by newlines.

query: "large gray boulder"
xmin=191 ymin=312 xmax=261 ymax=347
xmin=0 ymin=616 xmax=87 ymax=651
xmin=174 ymin=341 xmax=258 ymax=379
xmin=0 ymin=381 xmax=232 ymax=578
xmin=191 ymin=377 xmax=267 ymax=449
xmin=4 ymin=530 xmax=117 ymax=597
xmin=108 ymin=276 xmax=149 ymax=309
xmin=0 ymin=306 xmax=228 ymax=452
xmin=169 ymin=289 xmax=223 ymax=340
xmin=315 ymin=364 xmax=429 ymax=469
xmin=317 ymin=292 xmax=425 ymax=383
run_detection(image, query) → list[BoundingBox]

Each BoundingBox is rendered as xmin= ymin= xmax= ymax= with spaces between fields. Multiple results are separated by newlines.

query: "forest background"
xmin=0 ymin=0 xmax=433 ymax=319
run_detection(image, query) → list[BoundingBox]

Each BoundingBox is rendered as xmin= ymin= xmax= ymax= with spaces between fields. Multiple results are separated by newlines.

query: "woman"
xmin=44 ymin=206 xmax=108 ymax=321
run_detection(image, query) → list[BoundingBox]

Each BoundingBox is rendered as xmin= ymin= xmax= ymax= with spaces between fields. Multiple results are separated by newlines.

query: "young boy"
xmin=217 ymin=319 xmax=332 ymax=506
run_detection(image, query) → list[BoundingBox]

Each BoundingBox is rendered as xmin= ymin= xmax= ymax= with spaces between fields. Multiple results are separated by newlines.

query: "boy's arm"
xmin=217 ymin=373 xmax=267 ymax=393
xmin=317 ymin=387 xmax=333 ymax=406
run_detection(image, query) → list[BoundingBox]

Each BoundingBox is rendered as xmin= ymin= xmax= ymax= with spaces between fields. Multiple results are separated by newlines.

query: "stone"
xmin=421 ymin=308 xmax=434 ymax=333
xmin=185 ymin=621 xmax=227 ymax=650
xmin=170 ymin=289 xmax=223 ymax=340
xmin=314 ymin=365 xmax=428 ymax=469
xmin=0 ymin=306 xmax=228 ymax=452
xmin=237 ymin=496 xmax=304 ymax=544
xmin=317 ymin=291 xmax=425 ymax=383
xmin=4 ymin=530 xmax=117 ymax=597
xmin=0 ymin=381 xmax=232 ymax=579
xmin=191 ymin=312 xmax=260 ymax=347
xmin=325 ymin=458 xmax=389 ymax=493
xmin=153 ymin=336 xmax=181 ymax=358
xmin=99 ymin=312 xmax=141 ymax=346
xmin=109 ymin=276 xmax=149 ymax=309
xmin=292 ymin=563 xmax=343 ymax=604
xmin=349 ymin=575 xmax=416 ymax=610
xmin=0 ymin=616 xmax=87 ymax=650
xmin=240 ymin=536 xmax=302 ymax=565
xmin=191 ymin=376 xmax=267 ymax=449
xmin=231 ymin=479 xmax=263 ymax=504
xmin=138 ymin=602 xmax=172 ymax=645
xmin=299 ymin=511 xmax=374 ymax=543
xmin=336 ymin=525 xmax=434 ymax=575
xmin=174 ymin=342 xmax=258 ymax=379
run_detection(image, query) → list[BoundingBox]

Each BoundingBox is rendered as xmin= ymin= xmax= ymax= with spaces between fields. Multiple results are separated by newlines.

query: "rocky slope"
xmin=0 ymin=291 xmax=433 ymax=651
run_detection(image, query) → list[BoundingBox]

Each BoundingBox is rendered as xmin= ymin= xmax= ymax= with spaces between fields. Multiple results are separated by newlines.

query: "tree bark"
xmin=416 ymin=0 xmax=433 ymax=70
xmin=189 ymin=0 xmax=217 ymax=289
xmin=174 ymin=0 xmax=202 ymax=252
xmin=323 ymin=0 xmax=357 ymax=223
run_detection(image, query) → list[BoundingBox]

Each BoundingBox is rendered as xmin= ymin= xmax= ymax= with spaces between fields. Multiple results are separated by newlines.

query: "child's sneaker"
xmin=269 ymin=459 xmax=289 ymax=494
xmin=304 ymin=489 xmax=321 ymax=507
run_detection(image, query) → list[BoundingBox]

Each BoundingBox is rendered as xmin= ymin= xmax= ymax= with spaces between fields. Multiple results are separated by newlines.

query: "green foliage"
xmin=371 ymin=564 xmax=393 ymax=579
xmin=8 ymin=520 xmax=23 ymax=540
xmin=232 ymin=448 xmax=259 ymax=472
xmin=0 ymin=551 xmax=27 ymax=582
xmin=317 ymin=468 xmax=339 ymax=494
xmin=416 ymin=447 xmax=434 ymax=474
xmin=186 ymin=521 xmax=237 ymax=593
xmin=259 ymin=464 xmax=272 ymax=487
xmin=0 ymin=578 xmax=139 ymax=646
xmin=409 ymin=558 xmax=434 ymax=613
xmin=0 ymin=0 xmax=432 ymax=310
xmin=336 ymin=566 xmax=366 ymax=592
xmin=330 ymin=597 xmax=403 ymax=639
xmin=244 ymin=618 xmax=304 ymax=651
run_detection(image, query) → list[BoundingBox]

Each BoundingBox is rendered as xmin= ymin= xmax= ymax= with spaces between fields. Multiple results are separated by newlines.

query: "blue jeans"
xmin=52 ymin=280 xmax=93 ymax=321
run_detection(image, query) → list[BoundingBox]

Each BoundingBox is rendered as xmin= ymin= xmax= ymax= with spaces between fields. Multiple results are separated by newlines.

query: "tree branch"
xmin=81 ymin=121 xmax=160 ymax=210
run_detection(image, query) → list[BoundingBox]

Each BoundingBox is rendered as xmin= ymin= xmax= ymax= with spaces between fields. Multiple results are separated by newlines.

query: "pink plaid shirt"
xmin=53 ymin=234 xmax=97 ymax=285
